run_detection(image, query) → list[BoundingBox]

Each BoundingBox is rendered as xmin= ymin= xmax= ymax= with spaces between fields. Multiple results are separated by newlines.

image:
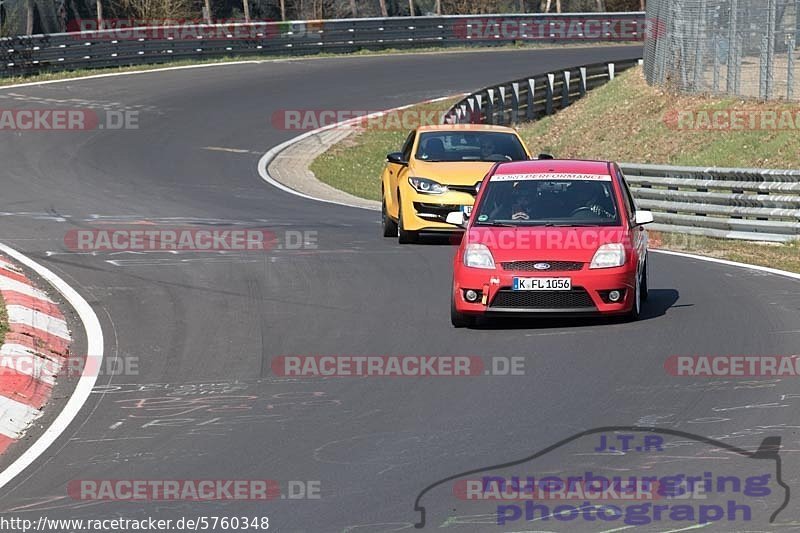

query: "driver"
xmin=480 ymin=137 xmax=497 ymax=160
xmin=510 ymin=181 xmax=536 ymax=220
xmin=569 ymin=181 xmax=614 ymax=219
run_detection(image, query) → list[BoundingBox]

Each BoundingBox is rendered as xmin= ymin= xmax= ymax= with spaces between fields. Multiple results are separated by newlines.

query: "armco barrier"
xmin=442 ymin=62 xmax=800 ymax=242
xmin=0 ymin=13 xmax=646 ymax=78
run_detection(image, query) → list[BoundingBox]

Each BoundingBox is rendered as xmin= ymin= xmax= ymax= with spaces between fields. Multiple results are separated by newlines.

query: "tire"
xmin=451 ymin=294 xmax=474 ymax=328
xmin=382 ymin=197 xmax=398 ymax=238
xmin=627 ymin=268 xmax=643 ymax=321
xmin=397 ymin=198 xmax=418 ymax=244
xmin=641 ymin=257 xmax=649 ymax=302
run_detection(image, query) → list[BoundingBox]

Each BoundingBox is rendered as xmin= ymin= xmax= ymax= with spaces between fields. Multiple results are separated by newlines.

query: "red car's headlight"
xmin=464 ymin=244 xmax=496 ymax=269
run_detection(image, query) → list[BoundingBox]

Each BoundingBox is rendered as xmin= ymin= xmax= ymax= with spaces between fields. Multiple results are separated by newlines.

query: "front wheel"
xmin=451 ymin=295 xmax=475 ymax=328
xmin=398 ymin=198 xmax=418 ymax=244
xmin=627 ymin=268 xmax=643 ymax=321
xmin=382 ymin=197 xmax=398 ymax=237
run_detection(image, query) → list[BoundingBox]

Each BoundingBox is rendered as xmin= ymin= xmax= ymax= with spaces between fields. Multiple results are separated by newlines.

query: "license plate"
xmin=513 ymin=277 xmax=572 ymax=291
xmin=461 ymin=205 xmax=472 ymax=216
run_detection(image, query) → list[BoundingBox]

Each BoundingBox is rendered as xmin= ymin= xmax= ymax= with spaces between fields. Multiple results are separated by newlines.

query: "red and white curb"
xmin=0 ymin=256 xmax=70 ymax=455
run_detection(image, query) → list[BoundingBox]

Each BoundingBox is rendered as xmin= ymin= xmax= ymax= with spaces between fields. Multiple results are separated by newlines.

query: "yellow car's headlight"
xmin=408 ymin=177 xmax=448 ymax=195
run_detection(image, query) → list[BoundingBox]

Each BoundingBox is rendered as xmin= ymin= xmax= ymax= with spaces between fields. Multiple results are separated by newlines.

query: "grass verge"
xmin=309 ymin=98 xmax=459 ymax=201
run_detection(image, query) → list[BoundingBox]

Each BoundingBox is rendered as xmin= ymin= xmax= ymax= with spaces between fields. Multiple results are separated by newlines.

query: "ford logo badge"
xmin=533 ymin=263 xmax=551 ymax=270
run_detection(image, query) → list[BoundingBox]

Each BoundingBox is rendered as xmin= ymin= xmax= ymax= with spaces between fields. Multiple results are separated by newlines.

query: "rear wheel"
xmin=397 ymin=198 xmax=418 ymax=244
xmin=451 ymin=294 xmax=475 ymax=328
xmin=382 ymin=196 xmax=398 ymax=238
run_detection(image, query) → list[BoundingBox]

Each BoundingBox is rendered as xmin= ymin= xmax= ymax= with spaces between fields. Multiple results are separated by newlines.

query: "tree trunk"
xmin=349 ymin=0 xmax=357 ymax=17
xmin=280 ymin=0 xmax=286 ymax=21
xmin=544 ymin=0 xmax=551 ymax=13
xmin=596 ymin=0 xmax=605 ymax=11
xmin=556 ymin=0 xmax=561 ymax=13
xmin=408 ymin=0 xmax=414 ymax=16
xmin=378 ymin=0 xmax=388 ymax=17
xmin=95 ymin=0 xmax=103 ymax=28
xmin=519 ymin=0 xmax=525 ymax=12
xmin=242 ymin=0 xmax=250 ymax=22
xmin=203 ymin=0 xmax=212 ymax=23
xmin=26 ymin=0 xmax=33 ymax=34
xmin=435 ymin=0 xmax=441 ymax=15
xmin=641 ymin=0 xmax=646 ymax=9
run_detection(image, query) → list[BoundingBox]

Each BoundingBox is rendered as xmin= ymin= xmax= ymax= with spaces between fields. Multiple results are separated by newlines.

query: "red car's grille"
xmin=490 ymin=288 xmax=595 ymax=310
xmin=501 ymin=261 xmax=584 ymax=272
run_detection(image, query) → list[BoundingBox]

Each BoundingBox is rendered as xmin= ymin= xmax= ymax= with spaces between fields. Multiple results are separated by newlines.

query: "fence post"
xmin=712 ymin=33 xmax=720 ymax=92
xmin=759 ymin=34 xmax=769 ymax=99
xmin=497 ymin=85 xmax=506 ymax=125
xmin=561 ymin=70 xmax=570 ymax=108
xmin=545 ymin=73 xmax=554 ymax=115
xmin=474 ymin=94 xmax=483 ymax=124
xmin=788 ymin=37 xmax=795 ymax=100
xmin=486 ymin=89 xmax=495 ymax=125
xmin=726 ymin=0 xmax=738 ymax=93
xmin=467 ymin=96 xmax=477 ymax=123
xmin=608 ymin=62 xmax=616 ymax=80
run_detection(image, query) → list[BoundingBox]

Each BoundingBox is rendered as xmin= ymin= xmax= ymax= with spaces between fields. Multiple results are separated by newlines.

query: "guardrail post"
xmin=510 ymin=82 xmax=520 ymax=124
xmin=526 ymin=78 xmax=536 ymax=121
xmin=608 ymin=62 xmax=616 ymax=80
xmin=579 ymin=67 xmax=587 ymax=97
xmin=474 ymin=94 xmax=483 ymax=124
xmin=497 ymin=86 xmax=506 ymax=125
xmin=486 ymin=90 xmax=495 ymax=124
xmin=561 ymin=71 xmax=571 ymax=108
xmin=545 ymin=73 xmax=554 ymax=115
xmin=466 ymin=96 xmax=477 ymax=123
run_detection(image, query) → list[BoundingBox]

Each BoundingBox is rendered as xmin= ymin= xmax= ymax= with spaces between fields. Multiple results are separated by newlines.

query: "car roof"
xmin=416 ymin=124 xmax=519 ymax=133
xmin=492 ymin=159 xmax=614 ymax=175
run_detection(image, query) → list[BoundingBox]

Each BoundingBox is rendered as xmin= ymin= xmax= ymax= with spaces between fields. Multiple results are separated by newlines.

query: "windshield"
xmin=472 ymin=175 xmax=620 ymax=226
xmin=415 ymin=131 xmax=528 ymax=162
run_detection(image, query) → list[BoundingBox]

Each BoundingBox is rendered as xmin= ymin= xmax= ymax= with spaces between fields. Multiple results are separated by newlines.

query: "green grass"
xmin=517 ymin=66 xmax=800 ymax=169
xmin=652 ymin=232 xmax=800 ymax=274
xmin=309 ymin=98 xmax=459 ymax=201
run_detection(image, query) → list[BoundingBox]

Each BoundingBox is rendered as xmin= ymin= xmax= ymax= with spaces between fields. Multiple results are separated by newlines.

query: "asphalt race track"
xmin=1 ymin=45 xmax=800 ymax=532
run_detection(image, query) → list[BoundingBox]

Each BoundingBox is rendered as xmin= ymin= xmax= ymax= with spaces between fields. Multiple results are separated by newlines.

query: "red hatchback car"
xmin=449 ymin=159 xmax=654 ymax=327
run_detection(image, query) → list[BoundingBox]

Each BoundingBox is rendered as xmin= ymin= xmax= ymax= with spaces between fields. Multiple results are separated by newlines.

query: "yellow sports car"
xmin=381 ymin=124 xmax=531 ymax=243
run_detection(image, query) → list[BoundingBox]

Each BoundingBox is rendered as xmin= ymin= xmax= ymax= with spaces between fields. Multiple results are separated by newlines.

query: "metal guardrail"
xmin=0 ymin=13 xmax=646 ymax=78
xmin=442 ymin=62 xmax=800 ymax=242
xmin=443 ymin=59 xmax=642 ymax=125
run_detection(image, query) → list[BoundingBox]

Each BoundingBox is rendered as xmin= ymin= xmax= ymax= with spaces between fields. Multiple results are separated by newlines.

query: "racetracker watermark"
xmin=665 ymin=355 xmax=800 ymax=377
xmin=452 ymin=17 xmax=662 ymax=41
xmin=0 ymin=109 xmax=138 ymax=131
xmin=462 ymin=228 xmax=633 ymax=250
xmin=270 ymin=108 xmax=481 ymax=131
xmin=663 ymin=108 xmax=800 ymax=131
xmin=63 ymin=228 xmax=317 ymax=252
xmin=271 ymin=355 xmax=525 ymax=377
xmin=67 ymin=480 xmax=320 ymax=500
xmin=67 ymin=18 xmax=281 ymax=40
xmin=0 ymin=354 xmax=138 ymax=379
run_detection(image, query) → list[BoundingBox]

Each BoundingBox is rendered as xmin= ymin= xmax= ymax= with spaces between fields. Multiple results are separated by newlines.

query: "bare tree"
xmin=519 ymin=0 xmax=525 ymax=12
xmin=280 ymin=0 xmax=286 ymax=20
xmin=349 ymin=0 xmax=357 ymax=16
xmin=435 ymin=0 xmax=441 ymax=14
xmin=378 ymin=0 xmax=387 ymax=17
xmin=242 ymin=0 xmax=250 ymax=21
xmin=202 ymin=0 xmax=211 ymax=23
xmin=25 ymin=0 xmax=32 ymax=34
xmin=596 ymin=0 xmax=605 ymax=10
xmin=556 ymin=0 xmax=561 ymax=12
xmin=408 ymin=0 xmax=414 ymax=16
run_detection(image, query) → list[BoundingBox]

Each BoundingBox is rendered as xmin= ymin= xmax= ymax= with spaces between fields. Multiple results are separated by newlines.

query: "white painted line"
xmin=0 ymin=396 xmax=43 ymax=439
xmin=0 ymin=277 xmax=54 ymax=302
xmin=0 ymin=242 xmax=104 ymax=490
xmin=0 ymin=344 xmax=61 ymax=385
xmin=6 ymin=305 xmax=71 ymax=340
xmin=652 ymin=249 xmax=800 ymax=282
xmin=257 ymin=95 xmax=460 ymax=212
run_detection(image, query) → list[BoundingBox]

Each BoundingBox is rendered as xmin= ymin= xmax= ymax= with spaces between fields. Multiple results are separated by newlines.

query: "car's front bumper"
xmin=452 ymin=264 xmax=637 ymax=316
xmin=400 ymin=186 xmax=475 ymax=232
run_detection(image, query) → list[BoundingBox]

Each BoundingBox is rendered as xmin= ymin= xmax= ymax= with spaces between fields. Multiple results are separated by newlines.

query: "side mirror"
xmin=634 ymin=211 xmax=654 ymax=225
xmin=537 ymin=153 xmax=555 ymax=160
xmin=445 ymin=211 xmax=466 ymax=227
xmin=387 ymin=152 xmax=408 ymax=165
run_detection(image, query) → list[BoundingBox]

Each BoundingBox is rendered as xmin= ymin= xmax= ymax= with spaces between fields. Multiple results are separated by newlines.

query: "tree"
xmin=349 ymin=0 xmax=357 ymax=16
xmin=378 ymin=0 xmax=387 ymax=17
